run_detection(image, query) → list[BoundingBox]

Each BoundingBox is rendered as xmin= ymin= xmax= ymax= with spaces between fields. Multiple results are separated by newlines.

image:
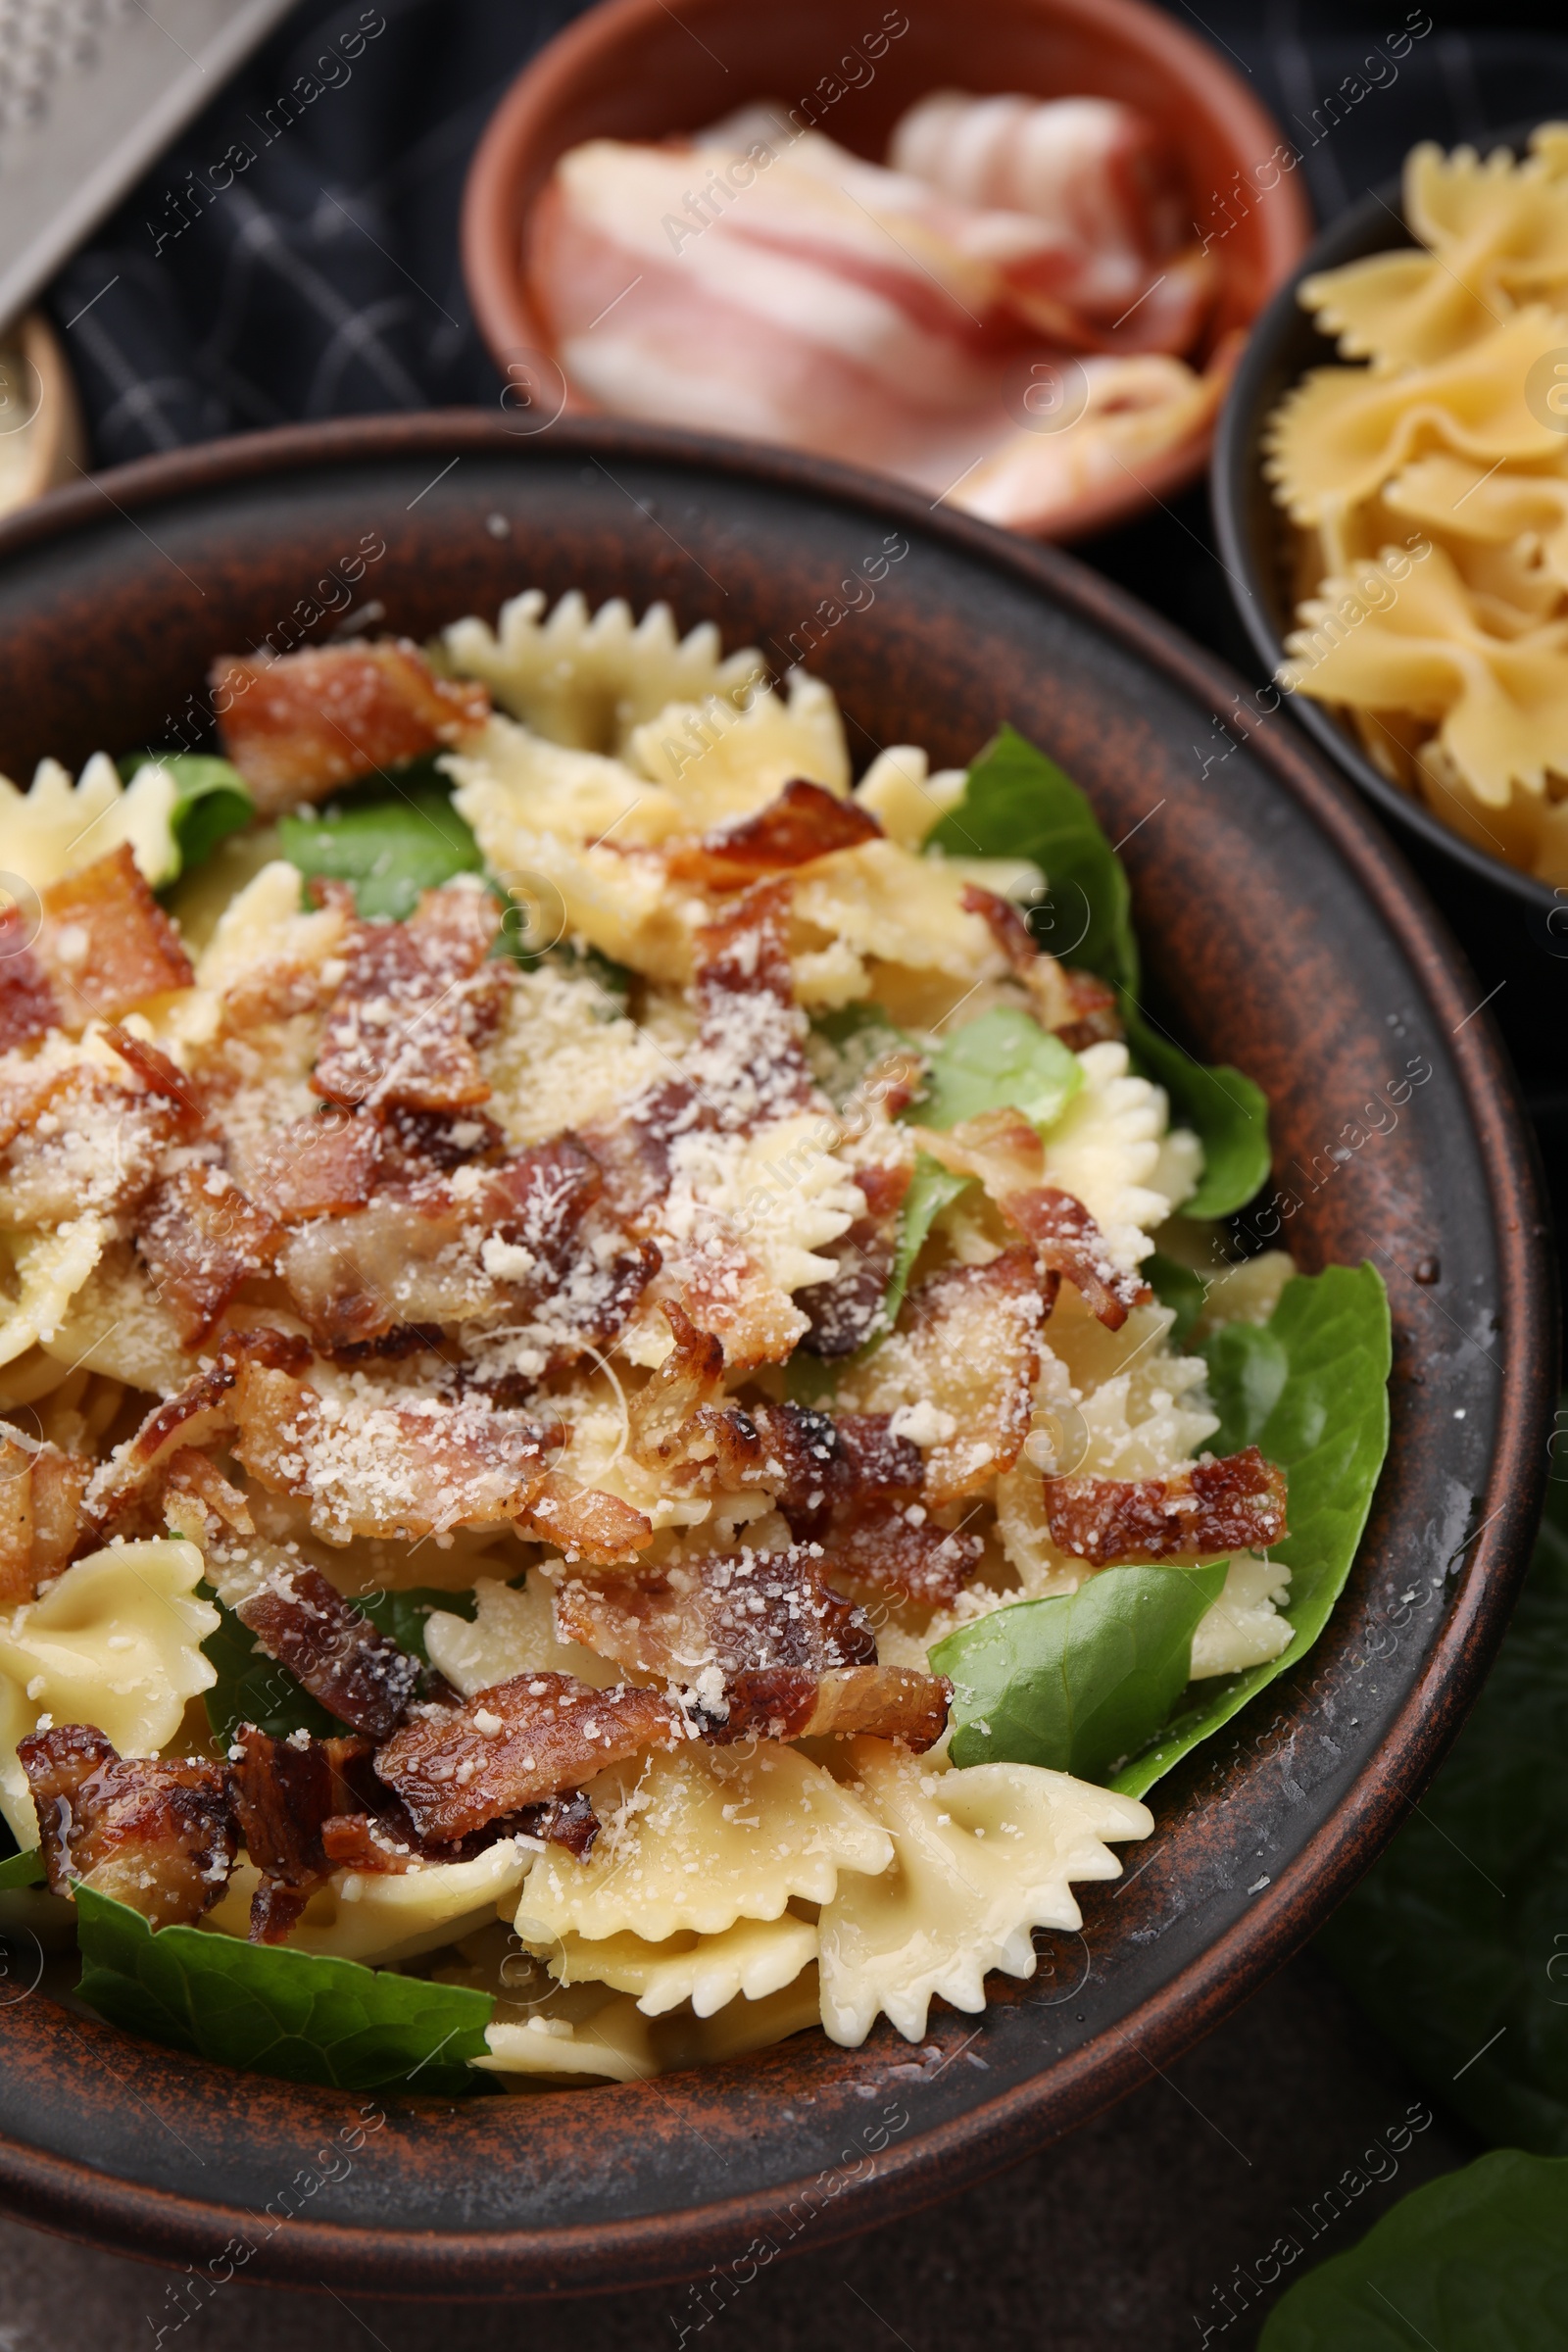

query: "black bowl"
xmin=0 ymin=416 xmax=1552 ymax=2296
xmin=1210 ymin=137 xmax=1568 ymax=1081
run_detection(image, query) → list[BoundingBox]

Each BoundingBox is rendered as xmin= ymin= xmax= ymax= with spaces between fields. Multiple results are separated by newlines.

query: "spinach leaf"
xmin=74 ymin=1887 xmax=492 ymax=2095
xmin=1108 ymin=1262 xmax=1391 ymax=1797
xmin=0 ymin=1847 xmax=44 ymax=1888
xmin=883 ymin=1152 xmax=970 ymax=1333
xmin=1144 ymin=1250 xmax=1207 ymax=1348
xmin=928 ymin=725 xmax=1269 ymax=1214
xmin=355 ymin=1586 xmax=478 ymax=1665
xmin=199 ymin=1581 xmax=341 ymax=1743
xmin=932 ymin=1562 xmax=1227 ymax=1781
xmin=1259 ymin=2150 xmax=1568 ymax=2350
xmin=279 ymin=783 xmax=483 ymax=919
xmin=121 ymin=753 xmax=255 ymax=875
xmin=914 ymin=1004 xmax=1082 ymax=1133
xmin=928 ymin=723 xmax=1135 ymax=994
xmin=1317 ymin=1471 xmax=1568 ymax=2154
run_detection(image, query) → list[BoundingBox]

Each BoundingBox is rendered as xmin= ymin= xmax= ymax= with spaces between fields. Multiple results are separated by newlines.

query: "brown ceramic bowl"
xmin=461 ymin=0 xmax=1312 ymax=543
xmin=0 ymin=415 xmax=1551 ymax=2298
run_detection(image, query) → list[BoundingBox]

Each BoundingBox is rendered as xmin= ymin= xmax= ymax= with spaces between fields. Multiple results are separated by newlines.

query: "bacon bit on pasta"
xmin=101 ymin=1027 xmax=205 ymax=1122
xmin=0 ymin=1438 xmax=91 ymax=1605
xmin=686 ymin=879 xmax=815 ymax=1133
xmin=666 ymin=778 xmax=881 ymax=887
xmin=889 ymin=1248 xmax=1045 ymax=1501
xmin=133 ymin=1165 xmax=282 ymax=1347
xmin=227 ymin=1723 xmax=338 ymax=1891
xmin=482 ymin=1135 xmax=602 ymax=1282
xmin=211 ymin=640 xmax=491 ymax=813
xmin=798 ymin=1664 xmax=951 ymax=1749
xmin=0 ymin=915 xmax=59 ymax=1052
xmin=753 ymin=1401 xmax=982 ymax=1607
xmin=825 ymin=1499 xmax=986 ymax=1609
xmin=0 ymin=1066 xmax=187 ymax=1228
xmin=84 ymin=1326 xmax=311 ymax=1535
xmin=374 ymin=1670 xmax=684 ymax=1843
xmin=312 ymin=878 xmax=503 ymax=1113
xmin=1044 ymin=1444 xmax=1290 ymax=1564
xmin=236 ymin=1563 xmax=421 ymax=1740
xmin=231 ymin=1365 xmax=559 ymax=1542
xmin=517 ymin=1469 xmax=654 ymax=1563
xmin=959 ymin=883 xmax=1123 ymax=1048
xmin=19 ymin=1724 xmax=235 ymax=1929
xmin=580 ymin=1078 xmax=702 ymax=1219
xmin=162 ymin=1447 xmax=254 ymax=1543
xmin=621 ymin=1301 xmax=761 ymax=1490
xmin=797 ymin=1159 xmax=909 ymax=1357
xmin=250 ymin=1109 xmax=383 ymax=1223
xmin=31 ymin=847 xmax=193 ymax=1028
xmin=913 ymin=1108 xmax=1149 ymax=1328
xmin=275 ymin=1184 xmax=484 ymax=1349
xmin=556 ymin=1544 xmax=875 ymax=1691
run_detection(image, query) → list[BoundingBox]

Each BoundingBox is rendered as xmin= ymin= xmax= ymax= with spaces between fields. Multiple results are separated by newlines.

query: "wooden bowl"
xmin=0 ymin=416 xmax=1550 ymax=2296
xmin=461 ymin=0 xmax=1312 ymax=542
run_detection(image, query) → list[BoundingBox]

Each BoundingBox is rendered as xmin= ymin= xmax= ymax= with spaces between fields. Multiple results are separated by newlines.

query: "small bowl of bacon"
xmin=461 ymin=0 xmax=1311 ymax=541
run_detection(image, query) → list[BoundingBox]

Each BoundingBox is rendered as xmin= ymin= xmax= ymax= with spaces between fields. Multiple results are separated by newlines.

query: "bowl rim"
xmin=459 ymin=0 xmax=1313 ymax=547
xmin=1210 ymin=133 xmax=1562 ymax=915
xmin=0 ymin=412 xmax=1553 ymax=2296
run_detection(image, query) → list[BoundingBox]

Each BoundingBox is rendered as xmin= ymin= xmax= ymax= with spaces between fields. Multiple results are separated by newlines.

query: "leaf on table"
xmin=1108 ymin=1262 xmax=1392 ymax=1797
xmin=74 ymin=1886 xmax=492 ymax=2094
xmin=932 ymin=1562 xmax=1227 ymax=1782
xmin=1259 ymin=2149 xmax=1568 ymax=2350
xmin=1317 ymin=1470 xmax=1568 ymax=2153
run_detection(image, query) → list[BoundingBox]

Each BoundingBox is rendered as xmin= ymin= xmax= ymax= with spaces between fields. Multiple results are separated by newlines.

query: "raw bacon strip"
xmin=250 ymin=1109 xmax=382 ymax=1223
xmin=31 ymin=847 xmax=193 ymax=1029
xmin=231 ymin=1367 xmax=558 ymax=1543
xmin=517 ymin=1470 xmax=654 ymax=1564
xmin=665 ymin=779 xmax=881 ymax=887
xmin=212 ymin=640 xmax=491 ymax=814
xmin=556 ymin=1545 xmax=876 ymax=1690
xmin=0 ymin=1438 xmax=91 ymax=1605
xmin=913 ymin=1110 xmax=1148 ymax=1328
xmin=84 ymin=1327 xmax=311 ymax=1536
xmin=236 ymin=1563 xmax=421 ymax=1740
xmin=133 ymin=1165 xmax=282 ymax=1348
xmin=1045 ymin=1445 xmax=1289 ymax=1565
xmin=959 ymin=886 xmax=1122 ymax=1048
xmin=685 ymin=879 xmax=814 ymax=1134
xmin=374 ymin=1670 xmax=683 ymax=1844
xmin=313 ymin=878 xmax=504 ymax=1114
xmin=796 ymin=1159 xmax=910 ymax=1358
xmin=19 ymin=1724 xmax=235 ymax=1929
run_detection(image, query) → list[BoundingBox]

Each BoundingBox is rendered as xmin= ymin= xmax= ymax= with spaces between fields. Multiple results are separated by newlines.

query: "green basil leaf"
xmin=355 ymin=1586 xmax=478 ymax=1666
xmin=1144 ymin=1251 xmax=1207 ymax=1348
xmin=913 ymin=1003 xmax=1082 ymax=1134
xmin=1125 ymin=1009 xmax=1272 ymax=1220
xmin=279 ymin=784 xmax=483 ymax=920
xmin=1316 ymin=1470 xmax=1568 ymax=2153
xmin=74 ymin=1886 xmax=492 ymax=2094
xmin=198 ymin=1581 xmax=341 ymax=1744
xmin=0 ymin=1846 xmax=44 ymax=1888
xmin=1108 ymin=1261 xmax=1392 ymax=1797
xmin=928 ymin=725 xmax=1269 ymax=1214
xmin=933 ymin=1562 xmax=1227 ymax=1781
xmin=1259 ymin=2150 xmax=1568 ymax=2350
xmin=928 ymin=723 xmax=1135 ymax=995
xmin=121 ymin=752 xmax=256 ymax=876
xmin=883 ymin=1152 xmax=971 ymax=1335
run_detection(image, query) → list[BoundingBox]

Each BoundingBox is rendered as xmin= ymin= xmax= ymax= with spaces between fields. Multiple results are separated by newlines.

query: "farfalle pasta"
xmin=1268 ymin=124 xmax=1568 ymax=880
xmin=0 ymin=585 xmax=1386 ymax=2092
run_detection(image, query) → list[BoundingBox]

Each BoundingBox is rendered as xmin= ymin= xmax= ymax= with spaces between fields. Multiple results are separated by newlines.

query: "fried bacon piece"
xmin=621 ymin=1301 xmax=761 ymax=1491
xmin=25 ymin=847 xmax=194 ymax=1031
xmin=102 ymin=1026 xmax=205 ymax=1121
xmin=960 ymin=883 xmax=1122 ymax=1049
xmin=133 ymin=1165 xmax=282 ymax=1348
xmin=879 ymin=1248 xmax=1045 ymax=1502
xmin=374 ymin=1670 xmax=684 ymax=1844
xmin=212 ymin=639 xmax=491 ymax=814
xmin=686 ymin=879 xmax=815 ymax=1133
xmin=913 ymin=1110 xmax=1148 ymax=1329
xmin=666 ymin=779 xmax=881 ymax=888
xmin=316 ymin=1788 xmax=600 ymax=1874
xmin=1044 ymin=1445 xmax=1289 ymax=1565
xmin=276 ymin=1182 xmax=486 ymax=1348
xmin=0 ymin=906 xmax=59 ymax=1052
xmin=231 ymin=1366 xmax=559 ymax=1543
xmin=0 ymin=1438 xmax=91 ymax=1605
xmin=312 ymin=878 xmax=504 ymax=1113
xmin=483 ymin=1135 xmax=603 ymax=1285
xmin=754 ymin=1400 xmax=983 ymax=1607
xmin=0 ymin=1064 xmax=188 ymax=1227
xmin=826 ymin=1499 xmax=986 ymax=1609
xmin=580 ymin=1078 xmax=702 ymax=1220
xmin=516 ymin=1470 xmax=654 ymax=1564
xmin=162 ymin=1447 xmax=254 ymax=1543
xmin=798 ymin=1664 xmax=951 ymax=1749
xmin=84 ymin=1326 xmax=310 ymax=1536
xmin=249 ymin=1108 xmax=382 ymax=1222
xmin=556 ymin=1544 xmax=875 ymax=1688
xmin=20 ymin=1724 xmax=235 ymax=1929
xmin=796 ymin=1159 xmax=910 ymax=1358
xmin=235 ymin=1563 xmax=421 ymax=1740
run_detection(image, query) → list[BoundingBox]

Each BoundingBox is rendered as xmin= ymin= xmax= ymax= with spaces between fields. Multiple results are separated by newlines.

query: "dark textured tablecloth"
xmin=19 ymin=5 xmax=1568 ymax=2342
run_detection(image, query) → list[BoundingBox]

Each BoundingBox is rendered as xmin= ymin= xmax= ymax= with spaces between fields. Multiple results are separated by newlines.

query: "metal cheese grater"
xmin=0 ymin=0 xmax=300 ymax=329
